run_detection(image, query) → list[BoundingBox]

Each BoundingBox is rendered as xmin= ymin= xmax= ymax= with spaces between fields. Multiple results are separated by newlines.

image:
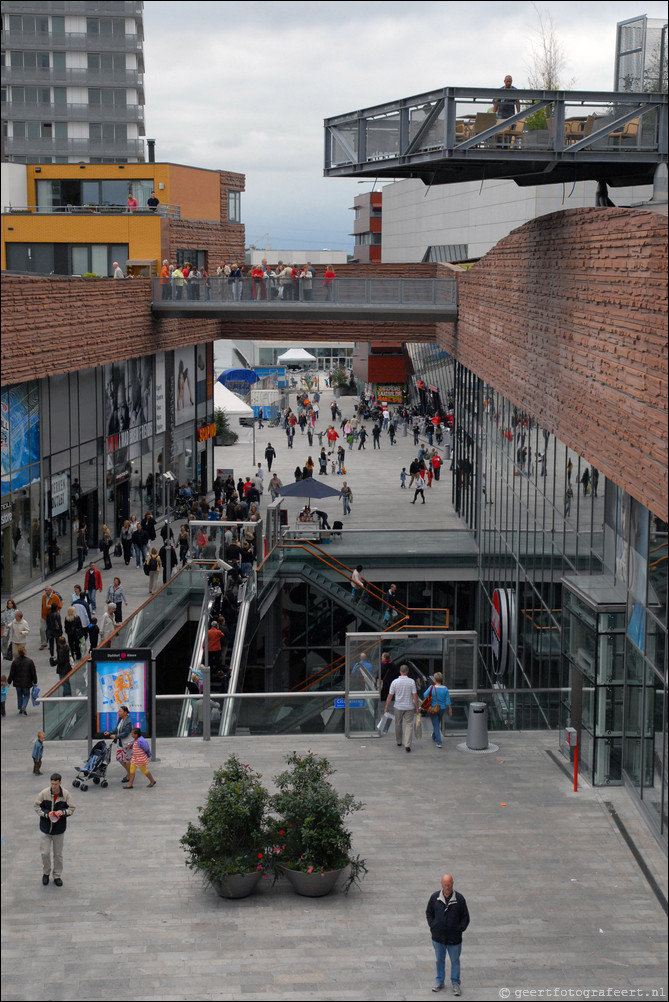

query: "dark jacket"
xmin=55 ymin=645 xmax=72 ymax=678
xmin=426 ymin=890 xmax=470 ymax=945
xmin=8 ymin=654 xmax=37 ymax=689
xmin=34 ymin=784 xmax=75 ymax=835
xmin=46 ymin=608 xmax=63 ymax=638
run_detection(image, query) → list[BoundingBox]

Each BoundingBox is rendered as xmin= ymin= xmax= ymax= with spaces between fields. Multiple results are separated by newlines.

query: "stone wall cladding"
xmin=1 ymin=276 xmax=224 ymax=383
xmin=438 ymin=208 xmax=668 ymax=520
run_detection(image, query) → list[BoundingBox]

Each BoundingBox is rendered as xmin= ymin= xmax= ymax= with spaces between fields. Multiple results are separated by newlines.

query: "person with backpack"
xmin=145 ymin=548 xmax=162 ymax=594
xmin=123 ymin=728 xmax=156 ymax=789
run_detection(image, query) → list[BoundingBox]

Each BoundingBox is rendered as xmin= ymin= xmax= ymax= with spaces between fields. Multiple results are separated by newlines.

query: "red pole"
xmin=573 ymin=743 xmax=578 ymax=793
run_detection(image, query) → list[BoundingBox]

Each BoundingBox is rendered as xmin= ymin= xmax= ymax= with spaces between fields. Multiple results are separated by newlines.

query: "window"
xmin=228 ymin=190 xmax=241 ymax=223
xmin=39 ymin=88 xmax=50 ymax=104
xmin=86 ymin=18 xmax=100 ymax=36
xmin=37 ymin=52 xmax=50 ymax=71
xmin=88 ymin=54 xmax=101 ymax=71
xmin=52 ymin=52 xmax=66 ymax=71
xmin=53 ymin=87 xmax=66 ymax=106
xmin=89 ymin=123 xmax=102 ymax=141
xmin=13 ymin=121 xmax=25 ymax=138
xmin=54 ymin=122 xmax=67 ymax=140
xmin=51 ymin=16 xmax=65 ymax=35
xmin=88 ymin=88 xmax=102 ymax=106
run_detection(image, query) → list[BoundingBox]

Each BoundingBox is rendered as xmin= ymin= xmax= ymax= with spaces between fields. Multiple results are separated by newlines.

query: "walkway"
xmin=2 ymin=399 xmax=667 ymax=1000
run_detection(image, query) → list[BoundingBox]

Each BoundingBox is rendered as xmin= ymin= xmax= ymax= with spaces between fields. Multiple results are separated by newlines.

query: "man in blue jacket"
xmin=34 ymin=773 xmax=75 ymax=886
xmin=426 ymin=873 xmax=470 ymax=994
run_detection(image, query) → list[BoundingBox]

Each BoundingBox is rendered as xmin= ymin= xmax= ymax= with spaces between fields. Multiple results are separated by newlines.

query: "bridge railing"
xmin=325 ymin=86 xmax=668 ymax=170
xmin=151 ymin=275 xmax=458 ymax=307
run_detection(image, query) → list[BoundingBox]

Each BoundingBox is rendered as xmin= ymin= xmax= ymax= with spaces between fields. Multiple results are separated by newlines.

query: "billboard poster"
xmin=105 ymin=358 xmax=154 ymax=453
xmin=376 ymin=383 xmax=404 ymax=404
xmin=174 ymin=346 xmax=195 ymax=427
xmin=91 ymin=648 xmax=152 ymax=736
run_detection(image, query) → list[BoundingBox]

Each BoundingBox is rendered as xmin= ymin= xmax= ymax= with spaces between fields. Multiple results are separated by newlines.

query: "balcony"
xmin=3 ymin=99 xmax=144 ymax=123
xmin=2 ymin=136 xmax=146 ymax=158
xmin=3 ymin=203 xmax=180 ymax=218
xmin=3 ymin=29 xmax=143 ymax=52
xmin=325 ymin=85 xmax=668 ymax=188
xmin=1 ymin=65 xmax=143 ymax=88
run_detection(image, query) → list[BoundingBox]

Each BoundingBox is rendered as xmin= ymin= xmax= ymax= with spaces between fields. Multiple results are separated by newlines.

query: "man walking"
xmin=426 ymin=873 xmax=470 ymax=994
xmin=385 ymin=664 xmax=419 ymax=752
xmin=34 ymin=772 xmax=75 ymax=887
xmin=264 ymin=443 xmax=276 ymax=472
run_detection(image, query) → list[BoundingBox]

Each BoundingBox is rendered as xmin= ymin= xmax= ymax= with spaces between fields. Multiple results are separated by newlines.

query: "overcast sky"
xmin=142 ymin=1 xmax=668 ymax=252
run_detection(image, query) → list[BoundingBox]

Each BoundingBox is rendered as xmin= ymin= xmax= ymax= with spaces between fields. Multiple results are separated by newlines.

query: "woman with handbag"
xmin=100 ymin=524 xmax=113 ymax=570
xmin=104 ymin=705 xmax=133 ymax=783
xmin=421 ymin=672 xmax=452 ymax=749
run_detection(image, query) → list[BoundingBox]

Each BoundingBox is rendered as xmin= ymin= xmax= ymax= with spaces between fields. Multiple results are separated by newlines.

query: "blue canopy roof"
xmin=217 ymin=368 xmax=259 ymax=385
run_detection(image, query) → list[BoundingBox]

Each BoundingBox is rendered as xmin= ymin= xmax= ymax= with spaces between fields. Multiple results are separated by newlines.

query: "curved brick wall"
xmin=440 ymin=208 xmax=668 ymax=520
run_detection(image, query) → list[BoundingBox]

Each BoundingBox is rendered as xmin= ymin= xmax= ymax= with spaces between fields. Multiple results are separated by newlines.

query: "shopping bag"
xmin=376 ymin=711 xmax=394 ymax=735
xmin=31 ymin=685 xmax=41 ymax=707
xmin=414 ymin=713 xmax=423 ymax=739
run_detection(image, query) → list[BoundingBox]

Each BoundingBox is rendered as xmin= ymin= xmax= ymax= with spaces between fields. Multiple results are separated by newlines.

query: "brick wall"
xmin=438 ymin=208 xmax=668 ymax=520
xmin=1 ymin=276 xmax=224 ymax=384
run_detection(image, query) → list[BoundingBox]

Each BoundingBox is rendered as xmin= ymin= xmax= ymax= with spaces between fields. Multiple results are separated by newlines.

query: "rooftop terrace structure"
xmin=324 ymin=85 xmax=668 ymax=190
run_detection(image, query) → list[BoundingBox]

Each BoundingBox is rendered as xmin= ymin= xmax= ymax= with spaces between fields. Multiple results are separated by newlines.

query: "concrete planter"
xmin=280 ymin=865 xmax=348 ymax=897
xmin=211 ymin=871 xmax=263 ymax=899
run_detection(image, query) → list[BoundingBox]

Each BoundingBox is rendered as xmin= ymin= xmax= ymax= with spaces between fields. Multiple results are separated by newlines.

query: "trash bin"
xmin=466 ymin=702 xmax=488 ymax=750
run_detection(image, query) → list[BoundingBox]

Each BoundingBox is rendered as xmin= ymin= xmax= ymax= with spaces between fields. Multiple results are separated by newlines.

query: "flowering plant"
xmin=181 ymin=755 xmax=271 ymax=885
xmin=269 ymin=751 xmax=367 ymax=893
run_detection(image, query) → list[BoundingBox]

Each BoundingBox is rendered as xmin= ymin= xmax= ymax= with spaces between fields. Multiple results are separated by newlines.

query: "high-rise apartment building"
xmin=1 ymin=1 xmax=146 ymax=164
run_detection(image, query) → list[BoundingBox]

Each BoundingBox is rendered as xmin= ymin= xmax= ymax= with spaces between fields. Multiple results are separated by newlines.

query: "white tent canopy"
xmin=277 ymin=348 xmax=317 ymax=363
xmin=214 ymin=382 xmax=253 ymax=416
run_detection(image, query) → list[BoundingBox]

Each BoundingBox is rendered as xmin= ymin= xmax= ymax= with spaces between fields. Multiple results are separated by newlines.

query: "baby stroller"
xmin=72 ymin=739 xmax=112 ymax=791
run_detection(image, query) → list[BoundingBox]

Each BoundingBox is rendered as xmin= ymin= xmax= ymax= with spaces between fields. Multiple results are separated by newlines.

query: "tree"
xmin=525 ymin=6 xmax=574 ymax=90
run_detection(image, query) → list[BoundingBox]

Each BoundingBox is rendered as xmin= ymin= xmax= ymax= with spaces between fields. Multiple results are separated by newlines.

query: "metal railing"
xmin=3 ymin=202 xmax=180 ymax=218
xmin=151 ymin=275 xmax=458 ymax=307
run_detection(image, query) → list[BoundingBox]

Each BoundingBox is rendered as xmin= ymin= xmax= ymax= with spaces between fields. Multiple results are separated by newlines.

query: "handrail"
xmin=42 ymin=563 xmax=192 ymax=699
xmin=280 ymin=539 xmax=404 ymax=617
xmin=220 ymin=579 xmax=252 ymax=736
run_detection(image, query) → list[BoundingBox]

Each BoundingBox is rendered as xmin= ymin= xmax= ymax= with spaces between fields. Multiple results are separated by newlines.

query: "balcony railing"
xmin=4 ymin=100 xmax=144 ymax=122
xmin=3 ymin=203 xmax=181 ymax=218
xmin=3 ymin=29 xmax=143 ymax=51
xmin=2 ymin=136 xmax=146 ymax=157
xmin=1 ymin=65 xmax=143 ymax=87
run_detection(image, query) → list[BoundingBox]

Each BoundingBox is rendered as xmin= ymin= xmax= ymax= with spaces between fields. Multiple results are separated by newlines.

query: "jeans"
xmin=87 ymin=588 xmax=97 ymax=612
xmin=16 ymin=685 xmax=31 ymax=712
xmin=342 ymin=497 xmax=350 ymax=515
xmin=432 ymin=941 xmax=461 ymax=985
xmin=430 ymin=709 xmax=444 ymax=746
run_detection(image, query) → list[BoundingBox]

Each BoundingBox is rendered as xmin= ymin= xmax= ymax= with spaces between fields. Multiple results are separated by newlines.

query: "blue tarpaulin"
xmin=217 ymin=369 xmax=260 ymax=386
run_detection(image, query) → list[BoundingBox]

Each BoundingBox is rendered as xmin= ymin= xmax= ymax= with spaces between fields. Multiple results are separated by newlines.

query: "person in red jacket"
xmin=432 ymin=453 xmax=442 ymax=482
xmin=83 ymin=562 xmax=103 ymax=612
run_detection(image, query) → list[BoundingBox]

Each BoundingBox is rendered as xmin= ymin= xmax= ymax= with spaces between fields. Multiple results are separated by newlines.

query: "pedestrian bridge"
xmin=324 ymin=86 xmax=668 ymax=188
xmin=151 ymin=276 xmax=458 ymax=324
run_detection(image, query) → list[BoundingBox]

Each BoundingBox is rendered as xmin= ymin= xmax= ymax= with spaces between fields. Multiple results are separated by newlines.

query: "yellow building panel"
xmin=2 ymin=214 xmax=162 ymax=270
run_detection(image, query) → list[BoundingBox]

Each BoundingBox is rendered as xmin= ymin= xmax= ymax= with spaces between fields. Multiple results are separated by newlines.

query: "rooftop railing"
xmin=325 ymin=86 xmax=668 ymax=186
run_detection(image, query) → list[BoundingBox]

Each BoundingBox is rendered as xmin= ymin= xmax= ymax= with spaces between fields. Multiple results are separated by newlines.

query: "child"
xmin=89 ymin=617 xmax=99 ymax=649
xmin=32 ymin=730 xmax=45 ymax=774
xmin=1 ymin=674 xmax=8 ymax=716
xmin=400 ymin=468 xmax=407 ymax=489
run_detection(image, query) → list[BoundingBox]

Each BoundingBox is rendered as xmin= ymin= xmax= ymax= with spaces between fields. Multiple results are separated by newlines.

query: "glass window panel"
xmin=23 ymin=52 xmax=36 ymax=70
xmin=71 ymin=246 xmax=89 ymax=276
xmin=87 ymin=18 xmax=100 ymax=35
xmin=52 ymin=52 xmax=66 ymax=70
xmin=51 ymin=16 xmax=65 ymax=35
xmin=89 ymin=123 xmax=102 ymax=141
xmin=88 ymin=53 xmax=101 ymax=70
xmin=53 ymin=87 xmax=66 ymax=105
xmin=39 ymin=88 xmax=50 ymax=104
xmin=88 ymin=88 xmax=101 ymax=105
xmin=90 ymin=245 xmax=107 ymax=277
xmin=54 ymin=122 xmax=67 ymax=139
xmin=27 ymin=121 xmax=40 ymax=139
xmin=37 ymin=52 xmax=49 ymax=70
